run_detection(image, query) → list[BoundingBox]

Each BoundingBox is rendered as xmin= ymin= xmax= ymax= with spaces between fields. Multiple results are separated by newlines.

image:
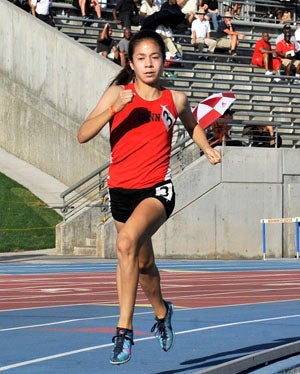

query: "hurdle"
xmin=260 ymin=217 xmax=300 ymax=260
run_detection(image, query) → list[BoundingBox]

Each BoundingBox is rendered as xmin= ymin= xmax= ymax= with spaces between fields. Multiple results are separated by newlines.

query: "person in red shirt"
xmin=275 ymin=31 xmax=300 ymax=79
xmin=251 ymin=32 xmax=279 ymax=75
xmin=77 ymin=29 xmax=221 ymax=365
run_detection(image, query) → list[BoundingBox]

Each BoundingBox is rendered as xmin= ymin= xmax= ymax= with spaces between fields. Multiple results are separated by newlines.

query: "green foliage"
xmin=0 ymin=172 xmax=62 ymax=252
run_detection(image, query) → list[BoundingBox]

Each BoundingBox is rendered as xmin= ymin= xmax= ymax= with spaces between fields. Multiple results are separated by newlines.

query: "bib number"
xmin=162 ymin=106 xmax=175 ymax=131
xmin=155 ymin=183 xmax=173 ymax=201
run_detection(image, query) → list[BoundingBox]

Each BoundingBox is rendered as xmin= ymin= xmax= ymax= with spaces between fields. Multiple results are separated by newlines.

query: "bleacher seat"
xmin=50 ymin=1 xmax=300 ymax=148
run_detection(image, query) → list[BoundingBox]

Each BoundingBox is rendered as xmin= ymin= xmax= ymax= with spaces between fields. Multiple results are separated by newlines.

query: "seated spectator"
xmin=243 ymin=125 xmax=282 ymax=148
xmin=181 ymin=0 xmax=197 ymax=26
xmin=160 ymin=0 xmax=188 ymax=35
xmin=215 ymin=11 xmax=245 ymax=59
xmin=276 ymin=24 xmax=300 ymax=61
xmin=251 ymin=32 xmax=279 ymax=75
xmin=275 ymin=24 xmax=297 ymax=45
xmin=206 ymin=109 xmax=244 ymax=147
xmin=275 ymin=7 xmax=292 ymax=24
xmin=153 ymin=0 xmax=163 ymax=9
xmin=274 ymin=31 xmax=300 ymax=82
xmin=10 ymin=0 xmax=31 ymax=12
xmin=156 ymin=23 xmax=183 ymax=61
xmin=118 ymin=27 xmax=133 ymax=67
xmin=73 ymin=0 xmax=103 ymax=21
xmin=31 ymin=0 xmax=54 ymax=26
xmin=140 ymin=0 xmax=159 ymax=20
xmin=96 ymin=23 xmax=119 ymax=64
xmin=112 ymin=0 xmax=140 ymax=29
xmin=223 ymin=0 xmax=243 ymax=20
xmin=191 ymin=9 xmax=217 ymax=54
xmin=295 ymin=24 xmax=300 ymax=60
xmin=199 ymin=0 xmax=220 ymax=31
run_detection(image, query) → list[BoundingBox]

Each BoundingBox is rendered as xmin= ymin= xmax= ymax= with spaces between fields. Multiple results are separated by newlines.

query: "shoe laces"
xmin=151 ymin=318 xmax=167 ymax=340
xmin=112 ymin=331 xmax=134 ymax=355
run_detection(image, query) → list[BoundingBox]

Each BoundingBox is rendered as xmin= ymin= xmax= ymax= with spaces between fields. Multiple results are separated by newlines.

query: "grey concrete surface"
xmin=0 ymin=0 xmax=119 ymax=187
xmin=0 ymin=147 xmax=68 ymax=215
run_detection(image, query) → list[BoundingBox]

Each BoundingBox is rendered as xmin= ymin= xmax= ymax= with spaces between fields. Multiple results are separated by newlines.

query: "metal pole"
xmin=262 ymin=220 xmax=266 ymax=260
xmin=296 ymin=218 xmax=299 ymax=259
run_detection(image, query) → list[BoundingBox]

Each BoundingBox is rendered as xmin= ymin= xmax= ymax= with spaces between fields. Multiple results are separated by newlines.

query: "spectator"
xmin=199 ymin=0 xmax=220 ymax=31
xmin=274 ymin=31 xmax=300 ymax=82
xmin=295 ymin=24 xmax=300 ymax=60
xmin=153 ymin=0 xmax=163 ymax=8
xmin=112 ymin=0 xmax=140 ymax=29
xmin=275 ymin=24 xmax=297 ymax=45
xmin=118 ymin=27 xmax=133 ymax=67
xmin=215 ymin=11 xmax=245 ymax=59
xmin=73 ymin=0 xmax=103 ymax=22
xmin=160 ymin=0 xmax=188 ymax=35
xmin=181 ymin=0 xmax=197 ymax=26
xmin=140 ymin=0 xmax=159 ymax=20
xmin=156 ymin=23 xmax=183 ymax=61
xmin=160 ymin=0 xmax=176 ymax=12
xmin=206 ymin=109 xmax=244 ymax=147
xmin=276 ymin=24 xmax=300 ymax=61
xmin=243 ymin=125 xmax=282 ymax=148
xmin=96 ymin=23 xmax=119 ymax=64
xmin=275 ymin=7 xmax=292 ymax=24
xmin=10 ymin=0 xmax=31 ymax=12
xmin=251 ymin=32 xmax=279 ymax=75
xmin=231 ymin=0 xmax=243 ymax=20
xmin=31 ymin=0 xmax=54 ymax=26
xmin=191 ymin=9 xmax=217 ymax=54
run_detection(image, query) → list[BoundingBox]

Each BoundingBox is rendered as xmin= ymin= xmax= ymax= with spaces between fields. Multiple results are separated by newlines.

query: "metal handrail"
xmin=59 ymin=125 xmax=191 ymax=221
xmin=58 ymin=122 xmax=300 ymax=221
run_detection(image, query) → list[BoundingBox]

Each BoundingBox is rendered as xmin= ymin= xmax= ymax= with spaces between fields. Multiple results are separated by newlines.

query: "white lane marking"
xmin=0 ymin=313 xmax=300 ymax=371
xmin=0 ymin=310 xmax=154 ymax=332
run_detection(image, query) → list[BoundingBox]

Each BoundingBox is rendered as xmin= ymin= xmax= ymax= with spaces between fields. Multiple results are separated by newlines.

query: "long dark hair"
xmin=109 ymin=29 xmax=166 ymax=87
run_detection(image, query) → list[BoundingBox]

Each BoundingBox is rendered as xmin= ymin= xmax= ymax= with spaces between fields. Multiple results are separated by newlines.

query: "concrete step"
xmin=74 ymin=246 xmax=97 ymax=256
xmin=86 ymin=238 xmax=96 ymax=246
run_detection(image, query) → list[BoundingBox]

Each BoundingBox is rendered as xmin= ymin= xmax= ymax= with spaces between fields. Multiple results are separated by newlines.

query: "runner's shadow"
xmin=153 ymin=337 xmax=300 ymax=374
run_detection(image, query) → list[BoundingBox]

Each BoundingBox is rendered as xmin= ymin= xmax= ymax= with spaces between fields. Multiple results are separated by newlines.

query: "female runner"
xmin=77 ymin=29 xmax=221 ymax=365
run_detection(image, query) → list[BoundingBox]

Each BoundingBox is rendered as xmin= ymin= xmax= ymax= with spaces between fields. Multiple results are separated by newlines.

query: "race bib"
xmin=161 ymin=106 xmax=175 ymax=132
xmin=155 ymin=183 xmax=173 ymax=201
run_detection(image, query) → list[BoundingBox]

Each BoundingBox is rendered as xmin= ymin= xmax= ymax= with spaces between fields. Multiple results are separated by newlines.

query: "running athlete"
xmin=77 ymin=29 xmax=221 ymax=365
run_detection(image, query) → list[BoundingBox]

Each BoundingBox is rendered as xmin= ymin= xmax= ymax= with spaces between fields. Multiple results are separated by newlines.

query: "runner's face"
xmin=130 ymin=39 xmax=164 ymax=84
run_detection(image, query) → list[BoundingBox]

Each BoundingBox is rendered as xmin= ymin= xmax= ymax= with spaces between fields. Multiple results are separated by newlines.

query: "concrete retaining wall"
xmin=0 ymin=0 xmax=120 ymax=186
xmin=3 ymin=0 xmax=300 ymax=259
xmin=60 ymin=147 xmax=299 ymax=260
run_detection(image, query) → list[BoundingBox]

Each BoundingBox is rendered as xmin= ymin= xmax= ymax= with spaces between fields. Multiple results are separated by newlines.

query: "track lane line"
xmin=1 ymin=313 xmax=300 ymax=371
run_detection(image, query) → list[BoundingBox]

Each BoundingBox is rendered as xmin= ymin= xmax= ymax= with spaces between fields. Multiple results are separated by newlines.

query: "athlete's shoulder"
xmin=169 ymin=89 xmax=188 ymax=113
xmin=107 ymin=84 xmax=126 ymax=94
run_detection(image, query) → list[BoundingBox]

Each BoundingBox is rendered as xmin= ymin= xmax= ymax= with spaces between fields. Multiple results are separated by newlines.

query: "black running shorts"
xmin=109 ymin=180 xmax=175 ymax=223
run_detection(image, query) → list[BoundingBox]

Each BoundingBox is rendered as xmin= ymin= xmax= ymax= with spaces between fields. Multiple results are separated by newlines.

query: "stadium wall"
xmin=57 ymin=147 xmax=300 ymax=259
xmin=2 ymin=0 xmax=300 ymax=258
xmin=0 ymin=0 xmax=120 ymax=186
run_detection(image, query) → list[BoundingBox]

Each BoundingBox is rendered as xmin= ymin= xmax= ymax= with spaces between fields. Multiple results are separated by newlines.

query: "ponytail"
xmin=109 ymin=63 xmax=135 ymax=87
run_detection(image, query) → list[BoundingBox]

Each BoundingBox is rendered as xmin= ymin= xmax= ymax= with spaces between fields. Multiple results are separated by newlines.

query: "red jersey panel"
xmin=275 ymin=39 xmax=296 ymax=62
xmin=107 ymin=84 xmax=178 ymax=189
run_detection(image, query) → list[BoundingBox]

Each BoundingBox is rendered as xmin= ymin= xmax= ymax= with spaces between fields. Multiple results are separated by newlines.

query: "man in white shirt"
xmin=31 ymin=0 xmax=54 ymax=26
xmin=140 ymin=0 xmax=159 ymax=19
xmin=191 ymin=8 xmax=216 ymax=53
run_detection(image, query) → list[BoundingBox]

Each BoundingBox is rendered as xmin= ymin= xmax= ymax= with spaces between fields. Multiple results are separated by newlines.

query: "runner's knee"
xmin=116 ymin=231 xmax=136 ymax=256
